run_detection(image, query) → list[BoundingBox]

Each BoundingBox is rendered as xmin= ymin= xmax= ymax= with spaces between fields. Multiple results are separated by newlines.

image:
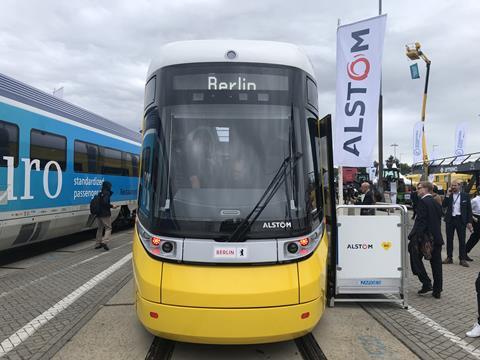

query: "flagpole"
xmin=337 ymin=18 xmax=344 ymax=206
xmin=377 ymin=0 xmax=384 ymax=197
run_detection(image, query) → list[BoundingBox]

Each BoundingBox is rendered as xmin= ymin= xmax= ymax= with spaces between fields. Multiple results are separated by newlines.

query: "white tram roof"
xmin=147 ymin=40 xmax=316 ymax=79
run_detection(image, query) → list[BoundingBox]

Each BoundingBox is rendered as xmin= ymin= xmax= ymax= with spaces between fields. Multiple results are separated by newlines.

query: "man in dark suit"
xmin=355 ymin=182 xmax=375 ymax=215
xmin=442 ymin=179 xmax=473 ymax=267
xmin=408 ymin=181 xmax=444 ymax=298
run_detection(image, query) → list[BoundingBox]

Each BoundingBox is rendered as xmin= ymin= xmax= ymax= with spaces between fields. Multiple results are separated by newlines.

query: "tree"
xmin=399 ymin=163 xmax=411 ymax=175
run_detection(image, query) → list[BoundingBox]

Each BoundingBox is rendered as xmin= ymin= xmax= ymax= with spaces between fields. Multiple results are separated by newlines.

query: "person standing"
xmin=432 ymin=184 xmax=443 ymax=207
xmin=466 ymin=189 xmax=480 ymax=261
xmin=411 ymin=187 xmax=419 ymax=220
xmin=442 ymin=180 xmax=473 ymax=267
xmin=466 ymin=273 xmax=480 ymax=337
xmin=95 ymin=181 xmax=118 ymax=251
xmin=408 ymin=181 xmax=444 ymax=299
xmin=355 ymin=182 xmax=375 ymax=215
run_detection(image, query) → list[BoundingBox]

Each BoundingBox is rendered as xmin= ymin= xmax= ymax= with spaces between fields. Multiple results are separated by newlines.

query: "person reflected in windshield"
xmin=185 ymin=127 xmax=217 ymax=189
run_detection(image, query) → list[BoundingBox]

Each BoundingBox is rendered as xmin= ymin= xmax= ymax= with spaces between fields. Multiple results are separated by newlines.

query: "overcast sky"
xmin=1 ymin=0 xmax=479 ymax=165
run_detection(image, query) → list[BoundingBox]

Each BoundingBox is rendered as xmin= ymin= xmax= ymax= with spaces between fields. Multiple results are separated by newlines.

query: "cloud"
xmin=1 ymin=0 xmax=479 ymax=165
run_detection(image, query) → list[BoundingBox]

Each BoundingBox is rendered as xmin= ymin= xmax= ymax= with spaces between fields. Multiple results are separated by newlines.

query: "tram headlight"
xmin=278 ymin=222 xmax=324 ymax=262
xmin=162 ymin=241 xmax=174 ymax=253
xmin=136 ymin=219 xmax=183 ymax=261
xmin=287 ymin=242 xmax=299 ymax=254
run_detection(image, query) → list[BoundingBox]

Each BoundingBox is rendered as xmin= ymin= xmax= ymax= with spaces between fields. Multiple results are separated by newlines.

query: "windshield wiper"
xmin=226 ymin=152 xmax=303 ymax=242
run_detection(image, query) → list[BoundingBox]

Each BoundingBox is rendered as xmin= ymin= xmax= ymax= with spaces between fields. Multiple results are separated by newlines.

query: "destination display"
xmin=173 ymin=73 xmax=289 ymax=91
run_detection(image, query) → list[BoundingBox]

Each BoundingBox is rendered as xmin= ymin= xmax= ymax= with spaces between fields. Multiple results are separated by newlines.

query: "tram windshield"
xmin=138 ymin=64 xmax=321 ymax=239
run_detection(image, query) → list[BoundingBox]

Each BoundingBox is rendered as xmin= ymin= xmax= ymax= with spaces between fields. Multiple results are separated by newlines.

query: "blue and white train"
xmin=0 ymin=73 xmax=141 ymax=251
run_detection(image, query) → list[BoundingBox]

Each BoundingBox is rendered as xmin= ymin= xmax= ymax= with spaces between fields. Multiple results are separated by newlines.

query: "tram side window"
xmin=0 ymin=120 xmax=19 ymax=167
xmin=138 ymin=147 xmax=152 ymax=214
xmin=74 ymin=140 xmax=99 ymax=173
xmin=30 ymin=129 xmax=66 ymax=170
xmin=145 ymin=76 xmax=156 ymax=109
xmin=306 ymin=117 xmax=322 ymax=227
xmin=99 ymin=147 xmax=123 ymax=176
xmin=306 ymin=78 xmax=318 ymax=110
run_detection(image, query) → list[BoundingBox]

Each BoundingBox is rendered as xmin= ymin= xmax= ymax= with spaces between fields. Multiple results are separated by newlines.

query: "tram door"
xmin=310 ymin=114 xmax=337 ymax=301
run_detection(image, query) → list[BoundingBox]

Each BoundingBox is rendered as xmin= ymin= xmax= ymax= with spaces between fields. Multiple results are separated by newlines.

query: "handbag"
xmin=417 ymin=232 xmax=434 ymax=260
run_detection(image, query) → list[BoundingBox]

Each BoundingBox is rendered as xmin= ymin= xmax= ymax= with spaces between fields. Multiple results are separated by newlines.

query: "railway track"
xmin=145 ymin=333 xmax=327 ymax=360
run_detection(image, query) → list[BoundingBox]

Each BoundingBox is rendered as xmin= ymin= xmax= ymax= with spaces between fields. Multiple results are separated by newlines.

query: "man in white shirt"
xmin=466 ymin=189 xmax=480 ymax=337
xmin=442 ymin=180 xmax=473 ymax=267
xmin=466 ymin=189 xmax=480 ymax=260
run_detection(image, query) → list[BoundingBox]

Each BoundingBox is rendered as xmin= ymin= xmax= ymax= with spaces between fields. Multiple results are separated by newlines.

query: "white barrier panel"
xmin=337 ymin=214 xmax=402 ymax=294
xmin=332 ymin=204 xmax=408 ymax=308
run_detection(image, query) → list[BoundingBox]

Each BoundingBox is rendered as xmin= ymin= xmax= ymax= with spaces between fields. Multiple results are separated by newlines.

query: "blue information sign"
xmin=410 ymin=63 xmax=420 ymax=79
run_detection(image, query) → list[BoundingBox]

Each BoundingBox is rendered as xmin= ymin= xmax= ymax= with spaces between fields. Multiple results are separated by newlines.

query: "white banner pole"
xmin=339 ymin=166 xmax=344 ymax=205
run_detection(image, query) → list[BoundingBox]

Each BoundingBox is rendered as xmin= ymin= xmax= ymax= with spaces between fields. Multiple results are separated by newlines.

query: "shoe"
xmin=466 ymin=255 xmax=474 ymax=261
xmin=418 ymin=285 xmax=433 ymax=295
xmin=94 ymin=244 xmax=102 ymax=249
xmin=460 ymin=260 xmax=470 ymax=267
xmin=432 ymin=292 xmax=441 ymax=299
xmin=442 ymin=257 xmax=453 ymax=264
xmin=467 ymin=323 xmax=480 ymax=337
xmin=102 ymin=243 xmax=109 ymax=251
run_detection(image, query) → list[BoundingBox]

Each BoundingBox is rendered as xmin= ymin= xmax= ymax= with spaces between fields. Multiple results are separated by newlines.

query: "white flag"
xmin=454 ymin=122 xmax=467 ymax=156
xmin=413 ymin=121 xmax=423 ymax=164
xmin=334 ymin=15 xmax=387 ymax=167
xmin=453 ymin=122 xmax=468 ymax=164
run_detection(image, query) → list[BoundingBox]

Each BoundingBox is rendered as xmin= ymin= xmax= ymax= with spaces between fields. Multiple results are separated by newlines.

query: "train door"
xmin=309 ymin=114 xmax=336 ymax=301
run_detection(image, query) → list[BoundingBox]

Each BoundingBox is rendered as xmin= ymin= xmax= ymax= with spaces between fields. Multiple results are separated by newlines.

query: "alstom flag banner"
xmin=454 ymin=122 xmax=467 ymax=156
xmin=334 ymin=15 xmax=387 ymax=167
xmin=413 ymin=121 xmax=423 ymax=164
xmin=453 ymin=122 xmax=468 ymax=164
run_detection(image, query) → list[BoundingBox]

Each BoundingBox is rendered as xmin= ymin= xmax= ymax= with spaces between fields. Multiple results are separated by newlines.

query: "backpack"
xmin=90 ymin=192 xmax=102 ymax=215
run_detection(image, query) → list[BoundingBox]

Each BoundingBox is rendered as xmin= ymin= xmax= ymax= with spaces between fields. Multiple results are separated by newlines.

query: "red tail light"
xmin=150 ymin=312 xmax=159 ymax=319
xmin=301 ymin=312 xmax=310 ymax=319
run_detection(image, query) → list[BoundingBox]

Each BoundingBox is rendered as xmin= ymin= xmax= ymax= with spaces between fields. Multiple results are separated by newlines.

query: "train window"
xmin=145 ymin=76 xmax=156 ymax=109
xmin=74 ymin=140 xmax=99 ymax=173
xmin=132 ymin=154 xmax=139 ymax=177
xmin=99 ymin=146 xmax=123 ymax=176
xmin=0 ymin=120 xmax=19 ymax=167
xmin=306 ymin=78 xmax=318 ymax=110
xmin=122 ymin=152 xmax=134 ymax=177
xmin=30 ymin=129 xmax=66 ymax=170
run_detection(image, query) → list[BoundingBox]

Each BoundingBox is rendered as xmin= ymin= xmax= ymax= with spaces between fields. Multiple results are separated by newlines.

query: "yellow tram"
xmin=133 ymin=40 xmax=332 ymax=344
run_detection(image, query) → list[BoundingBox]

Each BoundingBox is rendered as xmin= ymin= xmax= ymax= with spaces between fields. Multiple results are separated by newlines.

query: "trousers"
xmin=96 ymin=216 xmax=112 ymax=245
xmin=446 ymin=216 xmax=467 ymax=260
xmin=409 ymin=241 xmax=443 ymax=293
xmin=466 ymin=215 xmax=480 ymax=254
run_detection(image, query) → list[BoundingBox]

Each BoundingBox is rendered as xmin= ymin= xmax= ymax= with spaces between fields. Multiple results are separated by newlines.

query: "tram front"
xmin=134 ymin=40 xmax=329 ymax=344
